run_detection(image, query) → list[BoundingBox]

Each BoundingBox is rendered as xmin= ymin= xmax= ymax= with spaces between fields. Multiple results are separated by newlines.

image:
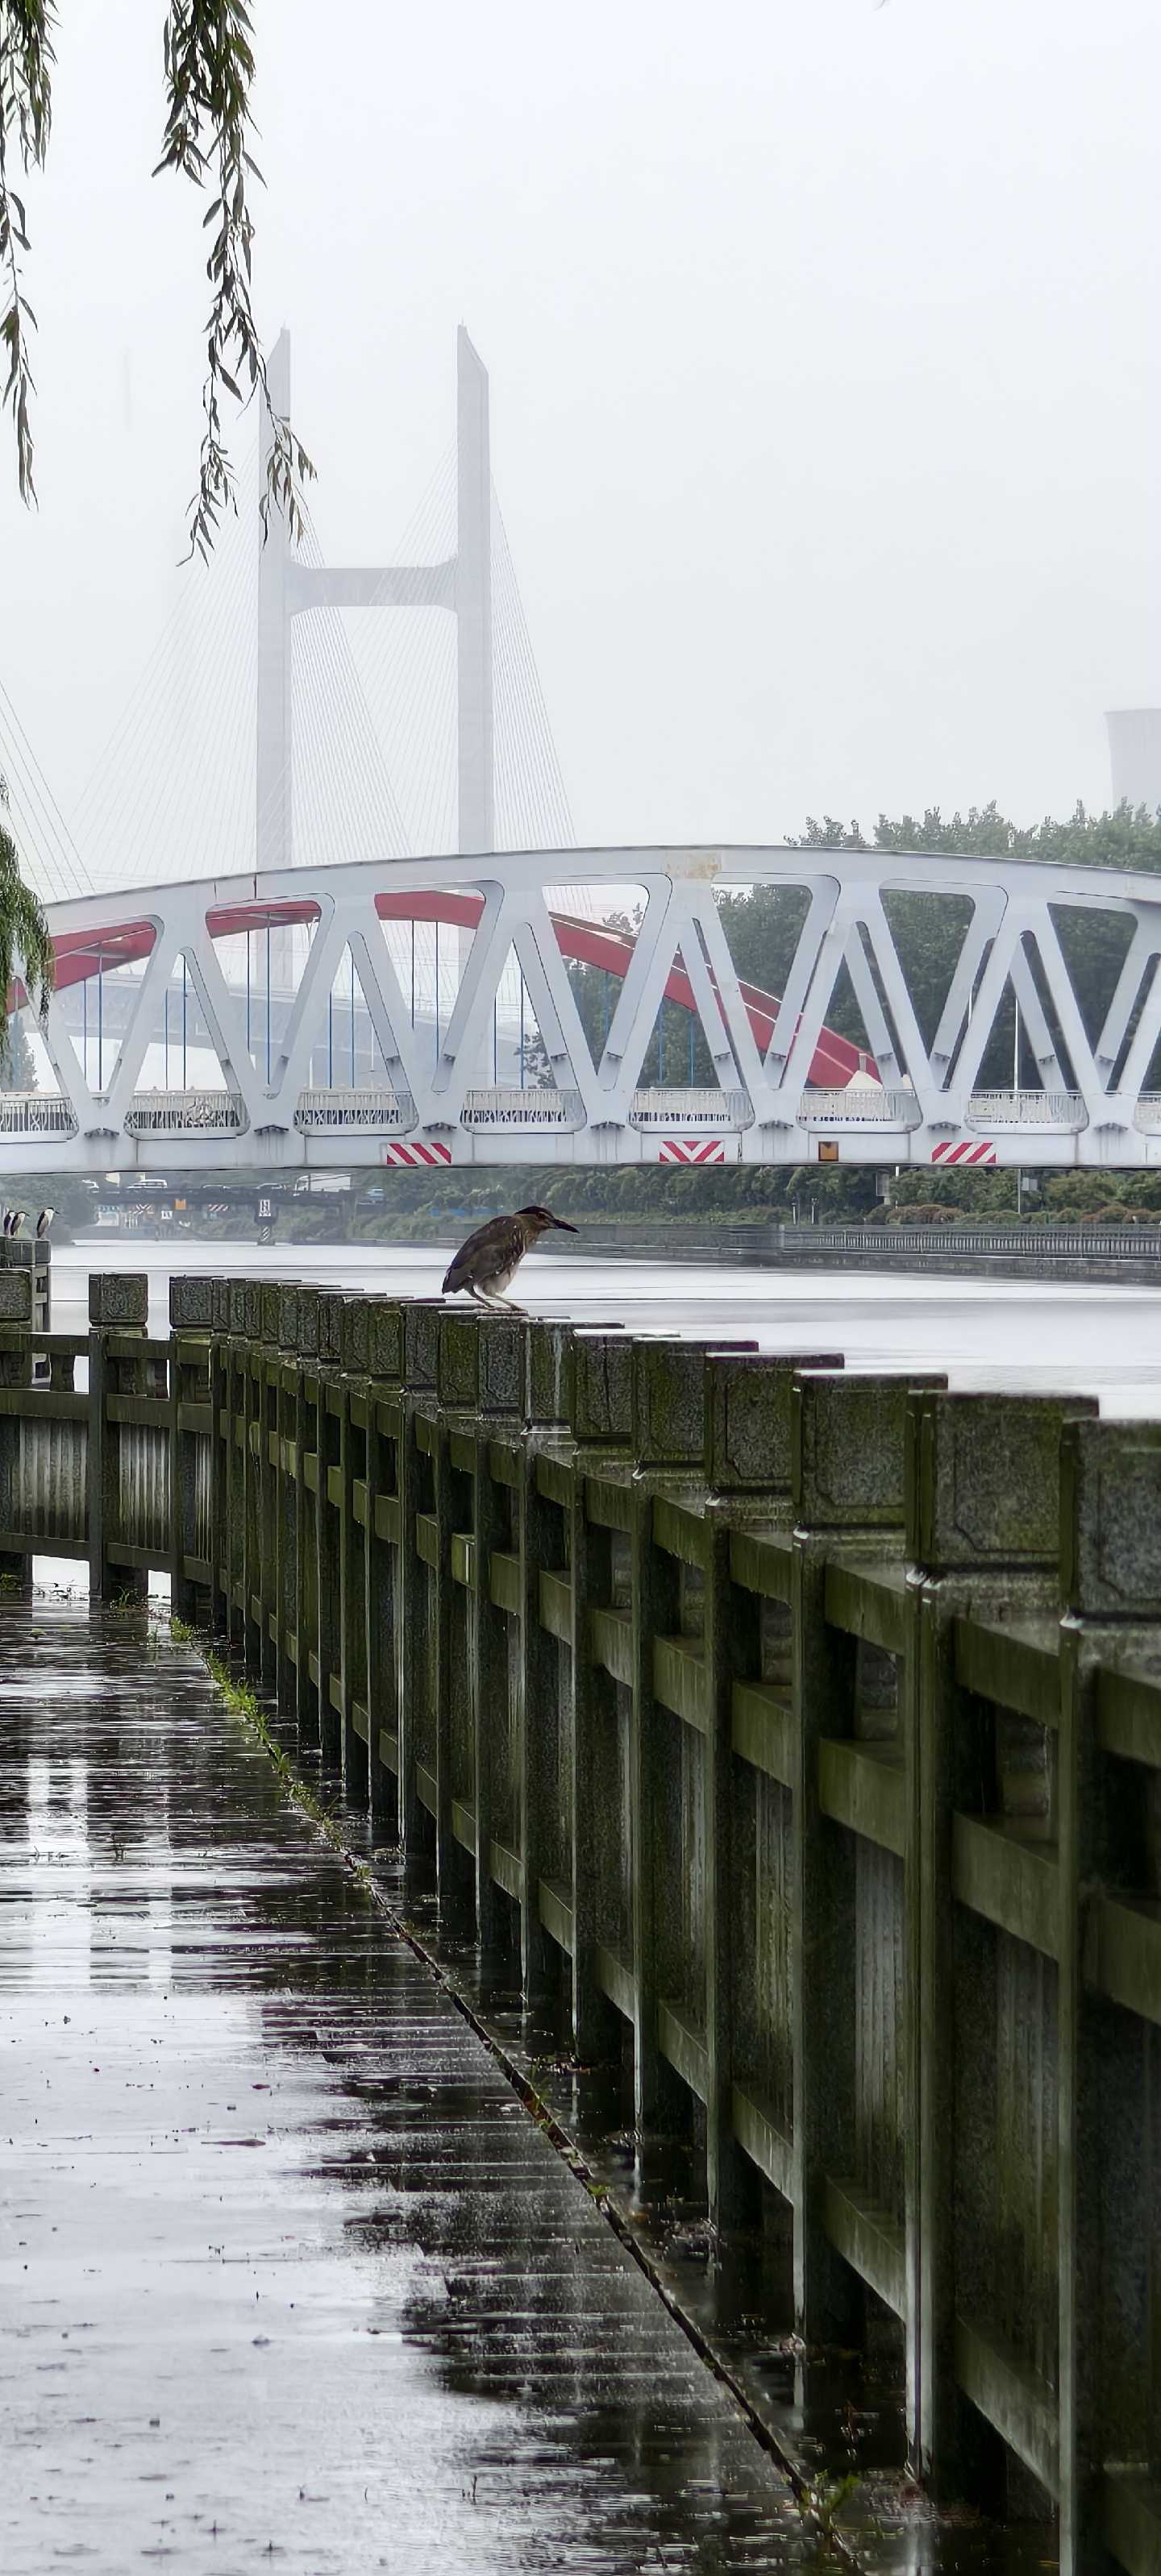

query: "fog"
xmin=0 ymin=0 xmax=1157 ymax=888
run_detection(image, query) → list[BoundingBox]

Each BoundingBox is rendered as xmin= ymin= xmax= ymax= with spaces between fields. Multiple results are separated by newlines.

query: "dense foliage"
xmin=782 ymin=804 xmax=1161 ymax=1081
xmin=551 ymin=802 xmax=1161 ymax=1107
xmin=0 ymin=804 xmax=52 ymax=1072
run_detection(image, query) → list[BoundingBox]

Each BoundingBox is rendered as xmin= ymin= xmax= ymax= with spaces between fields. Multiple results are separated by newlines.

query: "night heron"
xmin=35 ymin=1209 xmax=55 ymax=1240
xmin=442 ymin=1206 xmax=577 ymax=1306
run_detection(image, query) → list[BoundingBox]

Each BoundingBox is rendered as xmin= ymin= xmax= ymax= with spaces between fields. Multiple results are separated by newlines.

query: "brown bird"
xmin=442 ymin=1205 xmax=577 ymax=1305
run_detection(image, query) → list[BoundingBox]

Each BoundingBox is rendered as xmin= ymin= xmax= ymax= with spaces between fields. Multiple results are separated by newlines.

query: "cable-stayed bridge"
xmin=3 ymin=334 xmax=1161 ymax=1174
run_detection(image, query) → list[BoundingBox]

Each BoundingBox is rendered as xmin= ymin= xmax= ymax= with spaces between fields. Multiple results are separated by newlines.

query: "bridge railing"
xmin=126 ymin=1089 xmax=247 ymax=1136
xmin=800 ymin=1085 xmax=922 ymax=1127
xmin=967 ymin=1088 xmax=1088 ymax=1128
xmin=294 ymin=1086 xmax=416 ymax=1132
xmin=460 ymin=1087 xmax=585 ymax=1129
xmin=0 ymin=1091 xmax=77 ymax=1136
xmin=629 ymin=1087 xmax=753 ymax=1130
xmin=12 ymin=1073 xmax=1161 ymax=1174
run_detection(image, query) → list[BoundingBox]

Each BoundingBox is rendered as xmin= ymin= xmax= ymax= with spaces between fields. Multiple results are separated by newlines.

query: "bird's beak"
xmin=551 ymin=1215 xmax=579 ymax=1232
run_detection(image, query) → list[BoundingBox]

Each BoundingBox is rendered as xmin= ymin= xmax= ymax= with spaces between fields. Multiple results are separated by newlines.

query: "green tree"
xmin=1 ymin=2 xmax=312 ymax=556
xmin=0 ymin=803 xmax=52 ymax=1073
xmin=0 ymin=999 xmax=38 ymax=1090
xmin=561 ymin=954 xmax=716 ymax=1090
xmin=865 ymin=804 xmax=1161 ymax=1078
xmin=717 ymin=802 xmax=1161 ymax=1088
xmin=544 ymin=804 xmax=1161 ymax=1114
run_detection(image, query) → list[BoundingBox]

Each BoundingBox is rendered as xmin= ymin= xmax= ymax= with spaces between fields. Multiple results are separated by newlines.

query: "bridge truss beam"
xmin=12 ymin=844 xmax=1161 ymax=1176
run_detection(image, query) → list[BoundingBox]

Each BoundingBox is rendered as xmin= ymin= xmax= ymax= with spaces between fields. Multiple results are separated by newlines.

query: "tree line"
xmin=551 ymin=802 xmax=1161 ymax=1107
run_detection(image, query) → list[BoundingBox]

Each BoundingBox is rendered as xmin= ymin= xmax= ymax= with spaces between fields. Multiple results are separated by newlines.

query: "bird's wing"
xmin=443 ymin=1215 xmax=522 ymax=1293
xmin=474 ymin=1224 xmax=518 ymax=1283
xmin=442 ymin=1215 xmax=493 ymax=1294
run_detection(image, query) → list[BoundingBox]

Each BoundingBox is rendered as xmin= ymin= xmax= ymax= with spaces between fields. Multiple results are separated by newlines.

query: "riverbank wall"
xmin=536 ymin=1218 xmax=1161 ymax=1285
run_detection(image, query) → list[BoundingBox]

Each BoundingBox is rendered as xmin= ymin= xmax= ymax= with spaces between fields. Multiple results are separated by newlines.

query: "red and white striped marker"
xmin=382 ymin=1139 xmax=453 ymax=1166
xmin=931 ymin=1139 xmax=996 ymax=1166
xmin=658 ymin=1137 xmax=726 ymax=1165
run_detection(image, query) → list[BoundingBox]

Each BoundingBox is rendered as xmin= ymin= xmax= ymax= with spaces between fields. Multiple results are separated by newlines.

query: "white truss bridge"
xmin=3 ymin=838 xmax=1161 ymax=1174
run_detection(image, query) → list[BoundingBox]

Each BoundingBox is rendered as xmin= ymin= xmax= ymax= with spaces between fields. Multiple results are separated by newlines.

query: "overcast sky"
xmin=1 ymin=0 xmax=1158 ymax=885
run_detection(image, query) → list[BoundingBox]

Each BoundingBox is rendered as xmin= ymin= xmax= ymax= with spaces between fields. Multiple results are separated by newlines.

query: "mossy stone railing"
xmin=1 ymin=1266 xmax=1160 ymax=2571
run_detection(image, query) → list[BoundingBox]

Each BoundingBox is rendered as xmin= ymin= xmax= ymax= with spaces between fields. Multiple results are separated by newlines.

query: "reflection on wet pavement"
xmin=0 ymin=1596 xmax=805 ymax=2574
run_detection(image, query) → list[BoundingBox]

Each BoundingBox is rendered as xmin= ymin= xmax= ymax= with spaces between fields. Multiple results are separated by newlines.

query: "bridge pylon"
xmin=256 ymin=327 xmax=493 ymax=872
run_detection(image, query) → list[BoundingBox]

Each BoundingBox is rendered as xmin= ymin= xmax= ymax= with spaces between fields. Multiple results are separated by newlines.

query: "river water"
xmin=50 ymin=1236 xmax=1161 ymax=1418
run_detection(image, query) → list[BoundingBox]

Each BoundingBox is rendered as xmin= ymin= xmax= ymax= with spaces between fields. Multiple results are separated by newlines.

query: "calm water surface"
xmin=52 ymin=1237 xmax=1161 ymax=1417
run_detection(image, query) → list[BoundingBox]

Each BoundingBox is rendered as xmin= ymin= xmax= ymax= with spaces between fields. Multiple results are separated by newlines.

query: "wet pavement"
xmin=0 ymin=1593 xmax=807 ymax=2575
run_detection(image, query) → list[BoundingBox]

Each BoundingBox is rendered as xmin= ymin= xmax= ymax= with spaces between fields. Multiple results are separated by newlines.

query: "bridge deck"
xmin=0 ymin=1596 xmax=800 ymax=2576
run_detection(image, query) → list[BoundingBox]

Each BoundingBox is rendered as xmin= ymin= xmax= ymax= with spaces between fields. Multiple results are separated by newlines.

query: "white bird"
xmin=7 ymin=1210 xmax=27 ymax=1237
xmin=35 ymin=1208 xmax=54 ymax=1240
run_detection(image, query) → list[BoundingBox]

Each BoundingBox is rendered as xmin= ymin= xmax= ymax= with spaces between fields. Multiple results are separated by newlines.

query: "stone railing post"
xmin=0 ymin=1264 xmax=38 ymax=1586
xmin=87 ymin=1272 xmax=149 ymax=1602
xmin=567 ymin=1327 xmax=634 ymax=2062
xmin=362 ymin=1297 xmax=406 ymax=1833
xmin=701 ymin=1348 xmax=841 ymax=2229
xmin=292 ymin=1288 xmax=322 ymax=1742
xmin=906 ymin=1386 xmax=1096 ymax=2499
xmin=168 ymin=1275 xmax=215 ymax=1624
xmin=1058 ymin=1419 xmax=1161 ymax=2576
xmin=314 ymin=1291 xmax=347 ymax=1764
xmin=396 ymin=1302 xmax=443 ymax=1885
xmin=790 ymin=1368 xmax=945 ymax=2346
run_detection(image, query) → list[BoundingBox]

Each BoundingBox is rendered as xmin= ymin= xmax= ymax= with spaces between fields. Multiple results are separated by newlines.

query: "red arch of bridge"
xmin=44 ymin=892 xmax=872 ymax=1089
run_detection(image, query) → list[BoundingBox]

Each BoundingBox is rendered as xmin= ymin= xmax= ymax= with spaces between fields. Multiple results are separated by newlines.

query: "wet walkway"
xmin=0 ymin=1598 xmax=803 ymax=2575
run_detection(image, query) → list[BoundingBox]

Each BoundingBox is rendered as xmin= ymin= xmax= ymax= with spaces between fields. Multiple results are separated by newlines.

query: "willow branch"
xmin=156 ymin=0 xmax=314 ymax=560
xmin=0 ymin=2 xmax=55 ymax=505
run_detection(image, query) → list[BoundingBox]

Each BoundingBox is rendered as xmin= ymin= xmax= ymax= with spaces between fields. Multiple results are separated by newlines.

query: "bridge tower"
xmin=256 ymin=327 xmax=493 ymax=870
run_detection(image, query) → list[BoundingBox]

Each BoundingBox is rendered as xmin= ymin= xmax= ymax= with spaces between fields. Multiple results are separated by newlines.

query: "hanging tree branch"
xmin=0 ymin=2 xmax=54 ymax=507
xmin=156 ymin=0 xmax=313 ymax=559
xmin=0 ymin=1 xmax=312 ymax=555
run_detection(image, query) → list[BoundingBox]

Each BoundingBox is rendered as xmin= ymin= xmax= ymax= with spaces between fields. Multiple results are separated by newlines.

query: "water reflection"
xmin=0 ymin=1597 xmax=805 ymax=2574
